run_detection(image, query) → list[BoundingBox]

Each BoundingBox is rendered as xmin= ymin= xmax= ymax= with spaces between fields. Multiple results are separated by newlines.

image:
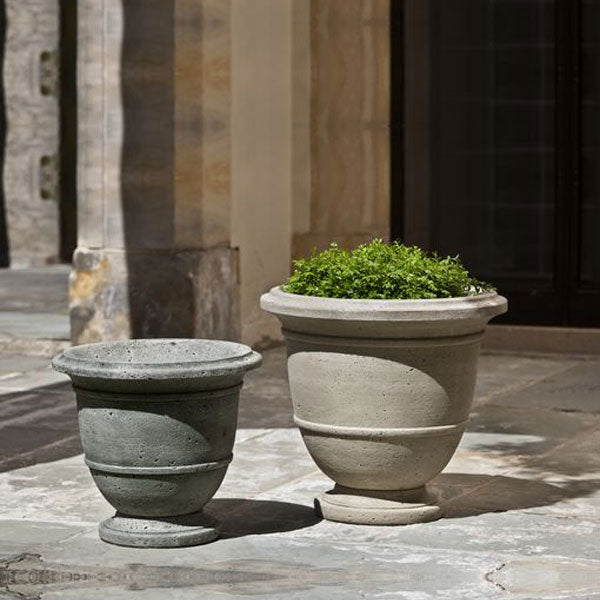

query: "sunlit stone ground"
xmin=0 ymin=346 xmax=599 ymax=599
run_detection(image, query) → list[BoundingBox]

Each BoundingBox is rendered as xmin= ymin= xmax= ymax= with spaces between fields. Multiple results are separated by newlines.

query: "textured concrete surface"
xmin=0 ymin=346 xmax=599 ymax=598
xmin=52 ymin=340 xmax=261 ymax=547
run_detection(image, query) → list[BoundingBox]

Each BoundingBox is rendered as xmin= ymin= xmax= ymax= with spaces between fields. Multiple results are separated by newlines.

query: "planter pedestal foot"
xmin=99 ymin=512 xmax=219 ymax=548
xmin=314 ymin=485 xmax=443 ymax=525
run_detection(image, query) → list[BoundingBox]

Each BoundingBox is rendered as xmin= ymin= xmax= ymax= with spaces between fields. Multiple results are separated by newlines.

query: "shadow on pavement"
xmin=205 ymin=498 xmax=321 ymax=538
xmin=436 ymin=471 xmax=600 ymax=518
xmin=0 ymin=381 xmax=81 ymax=473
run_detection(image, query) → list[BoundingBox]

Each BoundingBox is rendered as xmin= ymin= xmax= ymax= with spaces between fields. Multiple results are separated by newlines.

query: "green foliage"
xmin=283 ymin=239 xmax=494 ymax=300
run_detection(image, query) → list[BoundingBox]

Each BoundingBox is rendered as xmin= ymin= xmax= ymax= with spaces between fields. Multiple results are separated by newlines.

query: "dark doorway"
xmin=58 ymin=0 xmax=77 ymax=263
xmin=392 ymin=0 xmax=600 ymax=327
xmin=0 ymin=0 xmax=8 ymax=267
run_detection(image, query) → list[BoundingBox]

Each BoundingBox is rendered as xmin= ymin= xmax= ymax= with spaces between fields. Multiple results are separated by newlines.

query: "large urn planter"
xmin=52 ymin=339 xmax=261 ymax=547
xmin=261 ymin=287 xmax=507 ymax=525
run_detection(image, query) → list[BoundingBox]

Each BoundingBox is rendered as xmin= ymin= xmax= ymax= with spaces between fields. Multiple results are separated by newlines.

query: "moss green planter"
xmin=261 ymin=287 xmax=507 ymax=525
xmin=52 ymin=339 xmax=261 ymax=547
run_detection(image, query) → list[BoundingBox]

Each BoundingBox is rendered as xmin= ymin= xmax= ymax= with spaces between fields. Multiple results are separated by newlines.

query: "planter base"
xmin=99 ymin=512 xmax=219 ymax=548
xmin=314 ymin=485 xmax=443 ymax=525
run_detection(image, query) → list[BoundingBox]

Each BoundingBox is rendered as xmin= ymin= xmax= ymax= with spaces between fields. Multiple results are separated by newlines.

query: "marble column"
xmin=292 ymin=0 xmax=390 ymax=258
xmin=72 ymin=0 xmax=239 ymax=343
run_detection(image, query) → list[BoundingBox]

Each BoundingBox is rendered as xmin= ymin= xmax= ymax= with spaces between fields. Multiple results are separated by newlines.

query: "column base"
xmin=314 ymin=485 xmax=443 ymax=526
xmin=99 ymin=512 xmax=219 ymax=548
xmin=70 ymin=247 xmax=239 ymax=344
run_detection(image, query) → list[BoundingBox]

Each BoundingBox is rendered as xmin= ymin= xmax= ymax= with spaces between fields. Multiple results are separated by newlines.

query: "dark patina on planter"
xmin=52 ymin=339 xmax=262 ymax=548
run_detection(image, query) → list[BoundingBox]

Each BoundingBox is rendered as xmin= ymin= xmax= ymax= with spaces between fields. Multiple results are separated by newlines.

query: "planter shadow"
xmin=204 ymin=499 xmax=321 ymax=538
xmin=432 ymin=472 xmax=600 ymax=518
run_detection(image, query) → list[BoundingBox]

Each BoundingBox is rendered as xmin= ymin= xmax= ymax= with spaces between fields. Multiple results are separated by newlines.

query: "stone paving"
xmin=0 ymin=267 xmax=70 ymax=356
xmin=0 ymin=346 xmax=599 ymax=599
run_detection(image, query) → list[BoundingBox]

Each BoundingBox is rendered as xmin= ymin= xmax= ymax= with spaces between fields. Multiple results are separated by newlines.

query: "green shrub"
xmin=283 ymin=239 xmax=493 ymax=300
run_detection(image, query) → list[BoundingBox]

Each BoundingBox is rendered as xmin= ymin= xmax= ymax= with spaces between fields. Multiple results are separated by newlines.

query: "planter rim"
xmin=260 ymin=286 xmax=507 ymax=322
xmin=52 ymin=338 xmax=262 ymax=381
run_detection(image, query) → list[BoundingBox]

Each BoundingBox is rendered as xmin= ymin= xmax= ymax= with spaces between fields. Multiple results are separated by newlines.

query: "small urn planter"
xmin=52 ymin=339 xmax=261 ymax=547
xmin=261 ymin=287 xmax=507 ymax=525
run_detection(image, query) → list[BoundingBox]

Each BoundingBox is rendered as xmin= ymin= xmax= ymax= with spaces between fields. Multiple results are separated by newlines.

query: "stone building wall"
xmin=3 ymin=0 xmax=61 ymax=267
xmin=70 ymin=0 xmax=391 ymax=346
xmin=231 ymin=0 xmax=295 ymax=346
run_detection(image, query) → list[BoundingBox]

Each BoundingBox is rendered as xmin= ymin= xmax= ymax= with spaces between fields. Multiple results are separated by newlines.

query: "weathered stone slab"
xmin=0 ymin=354 xmax=49 ymax=373
xmin=0 ymin=345 xmax=598 ymax=598
xmin=238 ymin=347 xmax=293 ymax=428
xmin=465 ymin=404 xmax=600 ymax=457
xmin=218 ymin=428 xmax=318 ymax=498
xmin=0 ymin=368 xmax=70 ymax=392
xmin=0 ymin=312 xmax=69 ymax=341
xmin=475 ymin=353 xmax=578 ymax=404
xmin=0 ymin=461 xmax=111 ymax=524
xmin=487 ymin=362 xmax=600 ymax=413
xmin=3 ymin=527 xmax=504 ymax=600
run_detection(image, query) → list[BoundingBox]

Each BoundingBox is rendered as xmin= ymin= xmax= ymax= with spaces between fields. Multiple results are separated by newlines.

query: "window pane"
xmin=430 ymin=0 xmax=555 ymax=285
xmin=580 ymin=0 xmax=600 ymax=288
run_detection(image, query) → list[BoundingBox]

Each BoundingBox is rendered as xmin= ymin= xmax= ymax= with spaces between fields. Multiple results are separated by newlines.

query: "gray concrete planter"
xmin=52 ymin=339 xmax=261 ymax=547
xmin=261 ymin=287 xmax=507 ymax=525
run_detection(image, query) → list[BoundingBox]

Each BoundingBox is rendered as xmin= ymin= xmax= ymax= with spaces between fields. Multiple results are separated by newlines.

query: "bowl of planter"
xmin=52 ymin=338 xmax=262 ymax=547
xmin=261 ymin=240 xmax=507 ymax=525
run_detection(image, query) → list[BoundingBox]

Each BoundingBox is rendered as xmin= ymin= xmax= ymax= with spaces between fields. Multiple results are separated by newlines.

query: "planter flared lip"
xmin=260 ymin=286 xmax=507 ymax=322
xmin=52 ymin=338 xmax=262 ymax=381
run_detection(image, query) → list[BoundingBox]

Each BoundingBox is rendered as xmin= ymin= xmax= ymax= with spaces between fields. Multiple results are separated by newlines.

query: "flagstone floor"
xmin=0 ymin=345 xmax=599 ymax=599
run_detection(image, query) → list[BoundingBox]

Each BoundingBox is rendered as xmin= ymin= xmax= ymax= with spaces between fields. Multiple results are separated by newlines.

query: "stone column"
xmin=292 ymin=0 xmax=390 ymax=258
xmin=71 ymin=0 xmax=239 ymax=344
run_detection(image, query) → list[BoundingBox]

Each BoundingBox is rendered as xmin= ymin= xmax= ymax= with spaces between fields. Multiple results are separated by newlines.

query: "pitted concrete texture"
xmin=0 ymin=346 xmax=599 ymax=598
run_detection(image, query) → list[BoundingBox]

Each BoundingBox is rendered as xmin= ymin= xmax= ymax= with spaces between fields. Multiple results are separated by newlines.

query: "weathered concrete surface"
xmin=0 ymin=346 xmax=599 ymax=598
xmin=52 ymin=339 xmax=261 ymax=547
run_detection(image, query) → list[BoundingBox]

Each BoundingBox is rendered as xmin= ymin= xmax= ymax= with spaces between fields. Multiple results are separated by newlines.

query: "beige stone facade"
xmin=70 ymin=0 xmax=390 ymax=346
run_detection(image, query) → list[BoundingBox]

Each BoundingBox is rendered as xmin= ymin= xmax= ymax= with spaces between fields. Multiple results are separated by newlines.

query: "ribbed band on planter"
xmin=73 ymin=384 xmax=242 ymax=403
xmin=282 ymin=329 xmax=485 ymax=347
xmin=294 ymin=417 xmax=469 ymax=439
xmin=85 ymin=454 xmax=233 ymax=475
